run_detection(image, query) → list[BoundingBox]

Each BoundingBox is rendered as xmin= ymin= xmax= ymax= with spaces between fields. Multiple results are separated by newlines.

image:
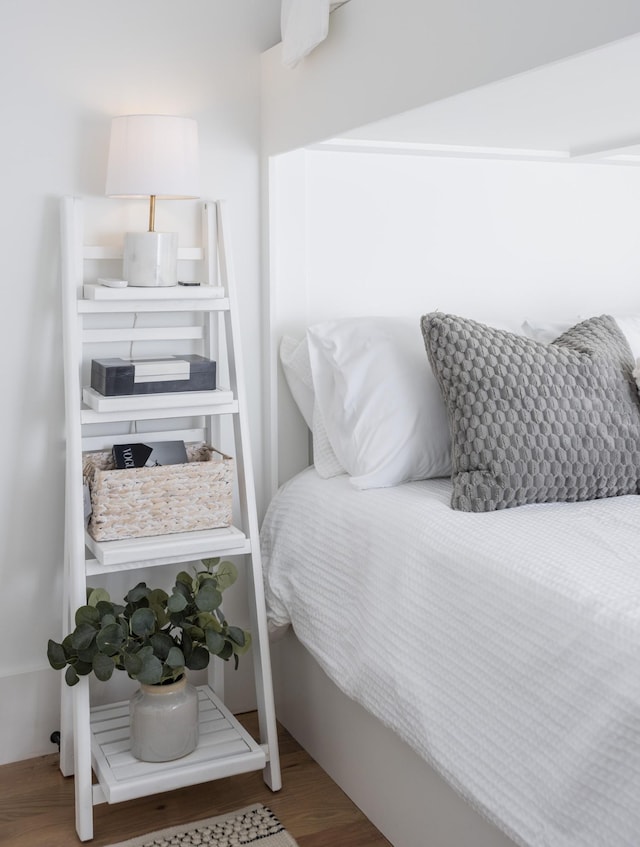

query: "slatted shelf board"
xmin=80 ymin=283 xmax=229 ymax=314
xmin=82 ymin=283 xmax=226 ymax=301
xmin=81 ymin=387 xmax=235 ymax=414
xmin=85 ymin=524 xmax=251 ymax=571
xmin=90 ymin=686 xmax=266 ymax=804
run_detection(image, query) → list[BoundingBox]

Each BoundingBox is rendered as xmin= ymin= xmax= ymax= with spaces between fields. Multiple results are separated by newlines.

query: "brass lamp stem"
xmin=148 ymin=195 xmax=156 ymax=232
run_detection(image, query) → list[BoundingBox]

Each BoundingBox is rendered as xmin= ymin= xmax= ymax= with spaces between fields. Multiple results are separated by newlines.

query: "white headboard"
xmin=267 ymin=146 xmax=640 ymax=495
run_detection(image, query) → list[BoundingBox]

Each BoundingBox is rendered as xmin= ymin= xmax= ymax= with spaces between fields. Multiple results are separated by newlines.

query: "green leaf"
xmin=47 ymin=640 xmax=67 ymax=670
xmin=130 ymin=607 xmax=156 ymax=638
xmin=166 ymin=646 xmax=185 ymax=668
xmin=125 ymin=583 xmax=150 ymax=605
xmin=149 ymin=632 xmax=175 ymax=661
xmin=71 ymin=623 xmax=97 ymax=651
xmin=181 ymin=630 xmax=193 ymax=660
xmin=150 ymin=603 xmax=170 ymax=628
xmin=92 ymin=653 xmax=115 ymax=682
xmin=123 ymin=652 xmax=143 ymax=677
xmin=96 ymin=622 xmax=125 ymax=656
xmin=148 ymin=590 xmax=169 ymax=626
xmin=195 ymin=611 xmax=218 ymax=627
xmin=175 ymin=571 xmax=193 ymax=587
xmin=226 ymin=626 xmax=246 ymax=648
xmin=201 ymin=557 xmax=220 ymax=572
xmin=215 ymin=561 xmax=238 ymax=591
xmin=185 ymin=645 xmax=209 ymax=671
xmin=195 ymin=582 xmax=222 ymax=612
xmin=173 ymin=580 xmax=191 ymax=600
xmin=205 ymin=629 xmax=225 ymax=655
xmin=198 ymin=571 xmax=215 ymax=586
xmin=149 ymin=588 xmax=169 ymax=606
xmin=96 ymin=600 xmax=116 ymax=619
xmin=65 ymin=665 xmax=79 ymax=686
xmin=233 ymin=630 xmax=252 ymax=656
xmin=77 ymin=642 xmax=98 ymax=664
xmin=72 ymin=660 xmax=93 ymax=677
xmin=87 ymin=588 xmax=110 ymax=607
xmin=75 ymin=605 xmax=100 ymax=627
xmin=185 ymin=625 xmax=205 ymax=641
xmin=217 ymin=641 xmax=233 ymax=661
xmin=169 ymin=612 xmax=187 ymax=630
xmin=136 ymin=653 xmax=163 ymax=685
xmin=167 ymin=591 xmax=188 ymax=613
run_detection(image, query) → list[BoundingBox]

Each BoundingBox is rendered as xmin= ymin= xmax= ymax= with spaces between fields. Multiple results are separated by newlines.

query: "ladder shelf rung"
xmin=82 ymin=387 xmax=234 ymax=413
xmin=85 ymin=524 xmax=251 ymax=570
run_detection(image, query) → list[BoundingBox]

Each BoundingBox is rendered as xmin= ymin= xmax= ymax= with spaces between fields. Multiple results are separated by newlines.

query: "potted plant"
xmin=47 ymin=557 xmax=250 ymax=762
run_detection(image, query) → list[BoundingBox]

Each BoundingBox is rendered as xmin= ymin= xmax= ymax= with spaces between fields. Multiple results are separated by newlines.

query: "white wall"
xmin=303 ymin=151 xmax=640 ymax=321
xmin=0 ymin=0 xmax=281 ymax=765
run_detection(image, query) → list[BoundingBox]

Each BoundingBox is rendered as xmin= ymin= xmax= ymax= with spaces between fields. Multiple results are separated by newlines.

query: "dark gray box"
xmin=90 ymin=355 xmax=216 ymax=396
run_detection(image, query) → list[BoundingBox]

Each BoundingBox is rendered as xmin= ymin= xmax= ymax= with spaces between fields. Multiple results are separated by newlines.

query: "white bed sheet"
xmin=261 ymin=469 xmax=640 ymax=847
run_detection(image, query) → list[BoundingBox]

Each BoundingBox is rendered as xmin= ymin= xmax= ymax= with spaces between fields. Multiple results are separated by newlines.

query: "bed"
xmin=260 ymin=312 xmax=640 ymax=847
xmin=262 ymin=11 xmax=640 ymax=842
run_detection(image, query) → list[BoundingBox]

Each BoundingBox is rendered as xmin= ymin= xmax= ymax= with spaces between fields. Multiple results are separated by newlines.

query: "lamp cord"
xmin=129 ymin=313 xmax=139 ymax=434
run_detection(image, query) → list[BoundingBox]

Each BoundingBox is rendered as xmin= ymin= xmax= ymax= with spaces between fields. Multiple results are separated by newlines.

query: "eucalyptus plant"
xmin=47 ymin=558 xmax=250 ymax=686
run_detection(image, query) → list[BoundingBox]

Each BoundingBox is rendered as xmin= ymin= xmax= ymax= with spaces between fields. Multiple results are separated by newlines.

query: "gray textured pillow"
xmin=421 ymin=313 xmax=640 ymax=512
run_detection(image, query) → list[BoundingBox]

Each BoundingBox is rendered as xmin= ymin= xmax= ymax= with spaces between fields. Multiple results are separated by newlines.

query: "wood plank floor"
xmin=0 ymin=712 xmax=391 ymax=847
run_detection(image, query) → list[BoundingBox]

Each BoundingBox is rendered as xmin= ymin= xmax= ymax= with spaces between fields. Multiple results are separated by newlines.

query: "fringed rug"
xmin=106 ymin=804 xmax=299 ymax=847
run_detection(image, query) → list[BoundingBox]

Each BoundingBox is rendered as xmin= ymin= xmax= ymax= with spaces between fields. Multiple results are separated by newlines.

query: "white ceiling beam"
xmin=569 ymin=136 xmax=640 ymax=161
xmin=312 ymin=137 xmax=569 ymax=162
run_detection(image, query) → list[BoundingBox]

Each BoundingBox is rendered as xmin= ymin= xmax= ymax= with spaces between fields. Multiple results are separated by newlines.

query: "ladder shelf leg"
xmin=73 ymin=679 xmax=95 ymax=841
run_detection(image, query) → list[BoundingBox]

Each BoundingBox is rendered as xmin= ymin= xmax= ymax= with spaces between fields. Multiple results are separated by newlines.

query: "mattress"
xmin=260 ymin=468 xmax=640 ymax=847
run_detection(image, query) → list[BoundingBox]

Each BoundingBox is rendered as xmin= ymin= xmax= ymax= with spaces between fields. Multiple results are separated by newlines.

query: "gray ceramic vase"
xmin=129 ymin=675 xmax=199 ymax=762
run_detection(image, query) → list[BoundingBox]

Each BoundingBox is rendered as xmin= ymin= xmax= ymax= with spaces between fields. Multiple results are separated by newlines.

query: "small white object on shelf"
xmin=98 ymin=277 xmax=128 ymax=288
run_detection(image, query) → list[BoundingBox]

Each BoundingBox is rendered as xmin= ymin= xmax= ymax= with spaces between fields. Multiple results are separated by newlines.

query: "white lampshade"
xmin=105 ymin=114 xmax=200 ymax=287
xmin=106 ymin=115 xmax=200 ymax=200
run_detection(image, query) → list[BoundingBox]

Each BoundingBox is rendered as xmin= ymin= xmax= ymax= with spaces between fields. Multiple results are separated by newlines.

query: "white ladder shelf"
xmin=58 ymin=196 xmax=281 ymax=841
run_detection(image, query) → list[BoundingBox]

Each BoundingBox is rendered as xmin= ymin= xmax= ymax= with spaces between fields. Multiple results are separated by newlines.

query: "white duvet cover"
xmin=261 ymin=469 xmax=640 ymax=847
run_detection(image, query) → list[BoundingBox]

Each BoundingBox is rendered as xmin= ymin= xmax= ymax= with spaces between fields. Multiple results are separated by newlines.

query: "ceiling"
xmin=321 ymin=31 xmax=640 ymax=165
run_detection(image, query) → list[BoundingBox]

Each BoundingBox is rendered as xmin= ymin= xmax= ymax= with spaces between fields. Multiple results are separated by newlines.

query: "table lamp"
xmin=105 ymin=115 xmax=200 ymax=287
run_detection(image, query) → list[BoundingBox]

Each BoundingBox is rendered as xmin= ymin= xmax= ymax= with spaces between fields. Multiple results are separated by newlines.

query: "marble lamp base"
xmin=123 ymin=231 xmax=178 ymax=287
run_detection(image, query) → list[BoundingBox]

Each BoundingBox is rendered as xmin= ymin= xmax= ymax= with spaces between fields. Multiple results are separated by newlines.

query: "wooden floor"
xmin=0 ymin=712 xmax=391 ymax=847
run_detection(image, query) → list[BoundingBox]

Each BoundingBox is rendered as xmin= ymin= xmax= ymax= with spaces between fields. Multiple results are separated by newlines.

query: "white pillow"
xmin=311 ymin=404 xmax=345 ymax=478
xmin=613 ymin=314 xmax=640 ymax=358
xmin=307 ymin=317 xmax=452 ymax=489
xmin=279 ymin=336 xmax=314 ymax=429
xmin=279 ymin=335 xmax=345 ymax=478
xmin=521 ymin=318 xmax=577 ymax=343
xmin=522 ymin=315 xmax=640 ymax=357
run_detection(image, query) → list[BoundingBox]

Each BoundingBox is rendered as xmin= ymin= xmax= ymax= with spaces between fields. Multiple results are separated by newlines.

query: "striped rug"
xmin=106 ymin=804 xmax=298 ymax=847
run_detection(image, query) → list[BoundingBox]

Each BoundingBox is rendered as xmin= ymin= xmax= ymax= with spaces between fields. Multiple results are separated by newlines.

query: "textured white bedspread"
xmin=261 ymin=469 xmax=640 ymax=847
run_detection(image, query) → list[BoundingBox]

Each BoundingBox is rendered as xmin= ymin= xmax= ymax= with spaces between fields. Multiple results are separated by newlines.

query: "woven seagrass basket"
xmin=83 ymin=443 xmax=233 ymax=542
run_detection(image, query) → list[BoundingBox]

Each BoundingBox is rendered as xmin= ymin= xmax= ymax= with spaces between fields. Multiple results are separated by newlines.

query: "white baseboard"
xmin=0 ymin=667 xmax=62 ymax=765
xmin=0 ymin=656 xmax=259 ymax=768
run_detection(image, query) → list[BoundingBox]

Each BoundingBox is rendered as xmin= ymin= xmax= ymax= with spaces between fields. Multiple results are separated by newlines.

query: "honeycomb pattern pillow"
xmin=421 ymin=313 xmax=640 ymax=512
